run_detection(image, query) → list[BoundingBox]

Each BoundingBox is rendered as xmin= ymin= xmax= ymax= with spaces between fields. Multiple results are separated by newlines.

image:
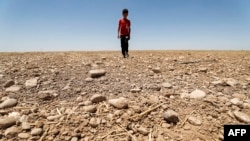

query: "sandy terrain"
xmin=0 ymin=51 xmax=249 ymax=141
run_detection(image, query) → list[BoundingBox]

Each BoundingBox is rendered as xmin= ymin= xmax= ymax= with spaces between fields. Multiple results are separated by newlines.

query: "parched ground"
xmin=0 ymin=51 xmax=249 ymax=141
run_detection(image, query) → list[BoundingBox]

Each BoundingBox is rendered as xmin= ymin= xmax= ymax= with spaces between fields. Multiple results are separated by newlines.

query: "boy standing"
xmin=118 ymin=9 xmax=131 ymax=58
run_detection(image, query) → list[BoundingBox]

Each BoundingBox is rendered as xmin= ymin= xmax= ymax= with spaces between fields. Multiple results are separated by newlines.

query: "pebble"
xmin=71 ymin=137 xmax=79 ymax=141
xmin=152 ymin=67 xmax=161 ymax=73
xmin=47 ymin=115 xmax=61 ymax=121
xmin=89 ymin=118 xmax=98 ymax=128
xmin=25 ymin=77 xmax=38 ymax=87
xmin=199 ymin=67 xmax=208 ymax=72
xmin=108 ymin=97 xmax=128 ymax=109
xmin=22 ymin=122 xmax=31 ymax=130
xmin=130 ymin=88 xmax=141 ymax=93
xmin=230 ymin=98 xmax=242 ymax=106
xmin=232 ymin=94 xmax=246 ymax=100
xmin=5 ymin=86 xmax=21 ymax=92
xmin=89 ymin=69 xmax=106 ymax=78
xmin=188 ymin=116 xmax=202 ymax=126
xmin=163 ymin=109 xmax=179 ymax=124
xmin=4 ymin=80 xmax=15 ymax=88
xmin=137 ymin=127 xmax=149 ymax=135
xmin=189 ymin=89 xmax=206 ymax=99
xmin=4 ymin=126 xmax=19 ymax=137
xmin=18 ymin=133 xmax=30 ymax=139
xmin=31 ymin=128 xmax=43 ymax=136
xmin=0 ymin=117 xmax=17 ymax=129
xmin=233 ymin=111 xmax=250 ymax=123
xmin=162 ymin=82 xmax=172 ymax=88
xmin=90 ymin=94 xmax=107 ymax=103
xmin=0 ymin=98 xmax=18 ymax=108
xmin=85 ymin=77 xmax=94 ymax=82
xmin=83 ymin=105 xmax=97 ymax=113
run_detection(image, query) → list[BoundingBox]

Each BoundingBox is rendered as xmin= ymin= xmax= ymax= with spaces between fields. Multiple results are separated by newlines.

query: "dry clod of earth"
xmin=0 ymin=51 xmax=249 ymax=141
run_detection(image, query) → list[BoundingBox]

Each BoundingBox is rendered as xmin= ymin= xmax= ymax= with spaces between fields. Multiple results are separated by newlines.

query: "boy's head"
xmin=122 ymin=9 xmax=128 ymax=19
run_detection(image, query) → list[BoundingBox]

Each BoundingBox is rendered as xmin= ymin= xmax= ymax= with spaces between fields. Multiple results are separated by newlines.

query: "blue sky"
xmin=0 ymin=0 xmax=250 ymax=52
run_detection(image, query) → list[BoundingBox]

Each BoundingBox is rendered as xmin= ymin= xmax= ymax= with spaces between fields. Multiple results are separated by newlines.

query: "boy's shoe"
xmin=126 ymin=52 xmax=129 ymax=57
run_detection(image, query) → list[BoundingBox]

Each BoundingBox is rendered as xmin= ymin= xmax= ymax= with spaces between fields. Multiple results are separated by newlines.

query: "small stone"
xmin=89 ymin=118 xmax=98 ymax=128
xmin=31 ymin=128 xmax=43 ymax=136
xmin=137 ymin=127 xmax=149 ymax=135
xmin=188 ymin=116 xmax=202 ymax=126
xmin=4 ymin=126 xmax=19 ymax=137
xmin=230 ymin=98 xmax=242 ymax=106
xmin=0 ymin=117 xmax=17 ymax=129
xmin=90 ymin=94 xmax=106 ymax=103
xmin=4 ymin=80 xmax=15 ymax=88
xmin=233 ymin=111 xmax=250 ymax=123
xmin=108 ymin=97 xmax=128 ymax=109
xmin=130 ymin=88 xmax=141 ymax=93
xmin=199 ymin=68 xmax=208 ymax=72
xmin=71 ymin=137 xmax=79 ymax=141
xmin=85 ymin=78 xmax=94 ymax=82
xmin=148 ymin=95 xmax=159 ymax=104
xmin=232 ymin=94 xmax=246 ymax=100
xmin=22 ymin=122 xmax=31 ymax=130
xmin=47 ymin=115 xmax=61 ymax=121
xmin=38 ymin=93 xmax=53 ymax=101
xmin=162 ymin=82 xmax=172 ymax=88
xmin=152 ymin=67 xmax=161 ymax=73
xmin=89 ymin=69 xmax=106 ymax=78
xmin=189 ymin=89 xmax=206 ymax=99
xmin=0 ymin=99 xmax=18 ymax=108
xmin=25 ymin=77 xmax=38 ymax=87
xmin=83 ymin=105 xmax=97 ymax=113
xmin=163 ymin=109 xmax=179 ymax=124
xmin=183 ymin=125 xmax=191 ymax=130
xmin=5 ymin=86 xmax=21 ymax=92
xmin=18 ymin=133 xmax=30 ymax=139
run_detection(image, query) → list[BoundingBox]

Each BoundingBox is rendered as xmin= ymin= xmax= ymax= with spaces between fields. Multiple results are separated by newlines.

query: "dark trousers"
xmin=120 ymin=35 xmax=129 ymax=57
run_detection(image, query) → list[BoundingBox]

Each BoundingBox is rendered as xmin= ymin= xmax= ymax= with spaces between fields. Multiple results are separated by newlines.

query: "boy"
xmin=118 ymin=9 xmax=131 ymax=58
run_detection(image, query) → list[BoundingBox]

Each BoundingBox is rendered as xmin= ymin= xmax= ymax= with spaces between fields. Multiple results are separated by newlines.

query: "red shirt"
xmin=119 ymin=18 xmax=131 ymax=36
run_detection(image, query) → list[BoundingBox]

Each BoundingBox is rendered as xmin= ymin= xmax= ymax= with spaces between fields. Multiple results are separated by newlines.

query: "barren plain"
xmin=0 ymin=51 xmax=249 ymax=141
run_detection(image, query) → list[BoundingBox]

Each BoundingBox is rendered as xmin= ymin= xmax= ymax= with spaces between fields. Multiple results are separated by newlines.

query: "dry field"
xmin=0 ymin=51 xmax=250 ymax=141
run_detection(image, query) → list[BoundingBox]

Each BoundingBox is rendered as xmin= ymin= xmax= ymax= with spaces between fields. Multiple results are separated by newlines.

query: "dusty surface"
xmin=0 ymin=51 xmax=250 ymax=141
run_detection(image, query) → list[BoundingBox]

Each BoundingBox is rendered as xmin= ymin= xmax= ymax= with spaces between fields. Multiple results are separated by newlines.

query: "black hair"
xmin=122 ymin=9 xmax=128 ymax=14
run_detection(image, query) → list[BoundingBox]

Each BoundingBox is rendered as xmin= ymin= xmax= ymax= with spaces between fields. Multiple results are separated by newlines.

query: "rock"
xmin=25 ymin=77 xmax=38 ymax=87
xmin=232 ymin=94 xmax=246 ymax=100
xmin=18 ymin=133 xmax=30 ymax=139
xmin=5 ymin=86 xmax=21 ymax=92
xmin=89 ymin=69 xmax=106 ymax=78
xmin=4 ymin=80 xmax=15 ymax=88
xmin=85 ymin=77 xmax=94 ymax=82
xmin=162 ymin=82 xmax=172 ymax=88
xmin=38 ymin=93 xmax=53 ymax=100
xmin=163 ymin=110 xmax=179 ymax=124
xmin=230 ymin=98 xmax=242 ymax=106
xmin=71 ymin=137 xmax=79 ymax=141
xmin=90 ymin=94 xmax=106 ymax=103
xmin=233 ymin=111 xmax=250 ymax=123
xmin=31 ymin=128 xmax=43 ymax=136
xmin=0 ymin=117 xmax=17 ymax=129
xmin=47 ymin=115 xmax=61 ymax=121
xmin=130 ymin=88 xmax=141 ymax=93
xmin=83 ymin=105 xmax=97 ymax=113
xmin=89 ymin=118 xmax=98 ymax=128
xmin=108 ymin=97 xmax=128 ymax=109
xmin=137 ymin=127 xmax=149 ymax=135
xmin=0 ymin=99 xmax=18 ymax=108
xmin=4 ymin=126 xmax=19 ymax=137
xmin=22 ymin=122 xmax=31 ymax=130
xmin=152 ymin=67 xmax=161 ymax=73
xmin=226 ymin=78 xmax=238 ymax=87
xmin=188 ymin=116 xmax=202 ymax=126
xmin=189 ymin=89 xmax=206 ymax=99
xmin=199 ymin=67 xmax=208 ymax=72
xmin=148 ymin=95 xmax=159 ymax=104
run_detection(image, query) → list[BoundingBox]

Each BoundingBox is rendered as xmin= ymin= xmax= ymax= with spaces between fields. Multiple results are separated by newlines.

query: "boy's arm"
xmin=118 ymin=20 xmax=120 ymax=38
xmin=128 ymin=21 xmax=131 ymax=39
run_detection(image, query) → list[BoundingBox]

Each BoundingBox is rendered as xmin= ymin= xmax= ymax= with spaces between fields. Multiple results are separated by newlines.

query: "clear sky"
xmin=0 ymin=0 xmax=250 ymax=52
